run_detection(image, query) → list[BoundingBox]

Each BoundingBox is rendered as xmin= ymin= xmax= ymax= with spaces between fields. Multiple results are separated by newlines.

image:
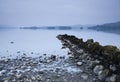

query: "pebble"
xmin=77 ymin=49 xmax=84 ymax=54
xmin=38 ymin=71 xmax=44 ymax=74
xmin=110 ymin=65 xmax=116 ymax=71
xmin=110 ymin=74 xmax=116 ymax=82
xmin=0 ymin=70 xmax=6 ymax=74
xmin=94 ymin=59 xmax=100 ymax=64
xmin=93 ymin=65 xmax=104 ymax=75
xmin=4 ymin=80 xmax=9 ymax=82
xmin=81 ymin=74 xmax=88 ymax=80
xmin=16 ymin=74 xmax=22 ymax=78
xmin=76 ymin=62 xmax=83 ymax=66
xmin=69 ymin=55 xmax=74 ymax=58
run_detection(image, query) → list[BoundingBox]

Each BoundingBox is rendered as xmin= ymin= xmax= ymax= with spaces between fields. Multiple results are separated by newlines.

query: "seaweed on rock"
xmin=57 ymin=34 xmax=120 ymax=81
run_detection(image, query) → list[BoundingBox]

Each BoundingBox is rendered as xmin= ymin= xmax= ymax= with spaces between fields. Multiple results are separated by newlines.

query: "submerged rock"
xmin=10 ymin=41 xmax=14 ymax=44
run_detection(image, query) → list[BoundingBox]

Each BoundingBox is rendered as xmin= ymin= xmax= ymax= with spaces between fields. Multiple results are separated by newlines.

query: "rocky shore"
xmin=0 ymin=34 xmax=120 ymax=82
xmin=0 ymin=53 xmax=98 ymax=82
xmin=57 ymin=34 xmax=120 ymax=82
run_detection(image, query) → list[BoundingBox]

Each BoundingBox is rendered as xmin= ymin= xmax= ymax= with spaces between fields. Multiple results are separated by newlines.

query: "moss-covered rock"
xmin=57 ymin=34 xmax=120 ymax=70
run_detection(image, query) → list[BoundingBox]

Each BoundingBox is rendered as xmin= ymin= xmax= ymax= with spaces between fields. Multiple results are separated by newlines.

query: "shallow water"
xmin=0 ymin=29 xmax=120 ymax=58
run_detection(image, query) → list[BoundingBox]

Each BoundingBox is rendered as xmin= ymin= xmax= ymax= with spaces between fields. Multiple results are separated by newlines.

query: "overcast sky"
xmin=0 ymin=0 xmax=120 ymax=27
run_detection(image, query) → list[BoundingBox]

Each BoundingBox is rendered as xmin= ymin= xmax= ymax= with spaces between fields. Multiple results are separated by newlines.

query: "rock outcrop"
xmin=57 ymin=34 xmax=120 ymax=82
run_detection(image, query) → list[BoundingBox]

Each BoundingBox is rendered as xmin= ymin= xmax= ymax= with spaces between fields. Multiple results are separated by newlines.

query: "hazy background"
xmin=0 ymin=0 xmax=120 ymax=27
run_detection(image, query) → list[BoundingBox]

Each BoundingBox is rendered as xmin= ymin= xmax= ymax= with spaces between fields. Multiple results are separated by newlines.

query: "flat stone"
xmin=38 ymin=71 xmax=44 ymax=74
xmin=16 ymin=74 xmax=22 ymax=78
xmin=76 ymin=62 xmax=83 ymax=66
xmin=81 ymin=74 xmax=88 ymax=80
xmin=94 ymin=59 xmax=100 ymax=64
xmin=77 ymin=49 xmax=84 ymax=54
xmin=69 ymin=55 xmax=74 ymax=58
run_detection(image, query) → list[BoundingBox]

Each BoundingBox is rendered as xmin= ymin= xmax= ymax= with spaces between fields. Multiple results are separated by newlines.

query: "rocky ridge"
xmin=57 ymin=34 xmax=120 ymax=82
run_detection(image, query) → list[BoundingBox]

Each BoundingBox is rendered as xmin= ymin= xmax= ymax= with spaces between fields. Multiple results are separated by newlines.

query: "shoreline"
xmin=0 ymin=34 xmax=120 ymax=82
xmin=0 ymin=54 xmax=101 ymax=82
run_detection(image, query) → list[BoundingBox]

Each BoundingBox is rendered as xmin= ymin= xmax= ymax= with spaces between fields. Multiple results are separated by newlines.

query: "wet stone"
xmin=81 ymin=74 xmax=88 ymax=80
xmin=38 ymin=71 xmax=44 ymax=74
xmin=93 ymin=65 xmax=104 ymax=75
xmin=76 ymin=62 xmax=83 ymax=66
xmin=110 ymin=74 xmax=117 ymax=82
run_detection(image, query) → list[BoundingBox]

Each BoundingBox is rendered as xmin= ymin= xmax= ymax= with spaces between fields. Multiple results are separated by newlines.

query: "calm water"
xmin=0 ymin=29 xmax=120 ymax=58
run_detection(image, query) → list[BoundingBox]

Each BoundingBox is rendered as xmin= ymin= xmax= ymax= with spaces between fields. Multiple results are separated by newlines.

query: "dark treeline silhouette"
xmin=88 ymin=21 xmax=120 ymax=34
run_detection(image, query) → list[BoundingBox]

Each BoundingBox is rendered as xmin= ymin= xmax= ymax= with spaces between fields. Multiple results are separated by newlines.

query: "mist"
xmin=0 ymin=0 xmax=120 ymax=27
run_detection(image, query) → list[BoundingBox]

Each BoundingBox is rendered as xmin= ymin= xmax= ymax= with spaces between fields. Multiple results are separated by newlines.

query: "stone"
xmin=10 ymin=41 xmax=14 ymax=44
xmin=31 ymin=52 xmax=34 ymax=54
xmin=38 ymin=71 xmax=44 ymax=74
xmin=50 ymin=55 xmax=56 ymax=60
xmin=55 ymin=67 xmax=61 ymax=72
xmin=69 ymin=55 xmax=74 ymax=58
xmin=0 ymin=66 xmax=4 ymax=71
xmin=76 ymin=62 xmax=83 ymax=66
xmin=98 ymin=69 xmax=109 ymax=80
xmin=16 ymin=74 xmax=22 ymax=78
xmin=110 ymin=65 xmax=116 ymax=71
xmin=110 ymin=74 xmax=116 ymax=82
xmin=59 ymin=56 xmax=65 ymax=59
xmin=46 ymin=60 xmax=51 ymax=63
xmin=4 ymin=80 xmax=9 ymax=82
xmin=77 ymin=49 xmax=84 ymax=54
xmin=94 ymin=59 xmax=100 ymax=64
xmin=81 ymin=74 xmax=88 ymax=80
xmin=33 ymin=61 xmax=38 ymax=64
xmin=0 ymin=70 xmax=6 ymax=74
xmin=93 ymin=65 xmax=104 ymax=75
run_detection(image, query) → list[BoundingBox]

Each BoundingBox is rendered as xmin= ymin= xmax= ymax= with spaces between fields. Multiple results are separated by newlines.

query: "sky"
xmin=0 ymin=0 xmax=120 ymax=27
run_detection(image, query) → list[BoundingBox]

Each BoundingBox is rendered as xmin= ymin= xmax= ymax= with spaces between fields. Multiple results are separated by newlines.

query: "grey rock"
xmin=0 ymin=65 xmax=4 ymax=71
xmin=77 ymin=49 xmax=84 ymax=54
xmin=0 ymin=70 xmax=6 ymax=74
xmin=81 ymin=74 xmax=88 ymax=80
xmin=69 ymin=55 xmax=74 ymax=58
xmin=110 ymin=65 xmax=116 ymax=71
xmin=50 ymin=55 xmax=56 ymax=60
xmin=38 ymin=71 xmax=44 ymax=74
xmin=16 ymin=74 xmax=22 ymax=78
xmin=98 ymin=69 xmax=109 ymax=80
xmin=76 ymin=62 xmax=83 ymax=66
xmin=94 ymin=59 xmax=100 ymax=64
xmin=93 ymin=65 xmax=104 ymax=75
xmin=46 ymin=60 xmax=51 ymax=63
xmin=4 ymin=80 xmax=9 ymax=82
xmin=110 ymin=74 xmax=117 ymax=82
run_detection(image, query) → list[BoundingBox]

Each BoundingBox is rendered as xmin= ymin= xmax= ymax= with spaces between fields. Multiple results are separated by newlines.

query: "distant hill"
xmin=20 ymin=24 xmax=94 ymax=30
xmin=20 ymin=26 xmax=72 ymax=30
xmin=88 ymin=21 xmax=120 ymax=34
